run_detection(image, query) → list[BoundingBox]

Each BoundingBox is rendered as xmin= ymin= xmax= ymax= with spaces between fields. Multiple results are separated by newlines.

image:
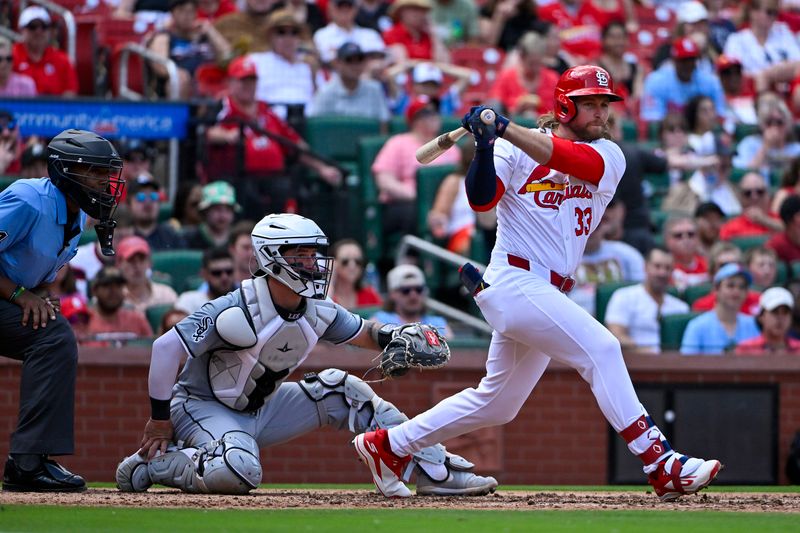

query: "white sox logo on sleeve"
xmin=193 ymin=316 xmax=213 ymax=341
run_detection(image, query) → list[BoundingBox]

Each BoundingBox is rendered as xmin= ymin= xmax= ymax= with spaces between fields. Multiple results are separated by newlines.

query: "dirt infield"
xmin=1 ymin=488 xmax=797 ymax=512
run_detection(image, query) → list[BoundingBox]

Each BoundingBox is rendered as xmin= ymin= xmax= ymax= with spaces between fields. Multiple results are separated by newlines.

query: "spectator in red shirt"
xmin=736 ymin=287 xmax=800 ymax=355
xmin=329 ymin=238 xmax=383 ymax=308
xmin=692 ymin=241 xmax=761 ymax=315
xmin=206 ymin=55 xmax=342 ymax=216
xmin=12 ymin=6 xmax=78 ymax=96
xmin=537 ymin=0 xmax=602 ymax=61
xmin=86 ymin=267 xmax=154 ymax=346
xmin=487 ymin=31 xmax=560 ymax=117
xmin=720 ymin=172 xmax=783 ymax=240
xmin=197 ymin=0 xmax=238 ymax=21
xmin=383 ymin=0 xmax=449 ymax=63
xmin=664 ymin=215 xmax=710 ymax=291
xmin=767 ymin=194 xmax=800 ymax=263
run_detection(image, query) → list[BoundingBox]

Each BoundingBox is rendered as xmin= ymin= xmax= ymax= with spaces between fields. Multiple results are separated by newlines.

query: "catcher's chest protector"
xmin=208 ymin=278 xmax=337 ymax=411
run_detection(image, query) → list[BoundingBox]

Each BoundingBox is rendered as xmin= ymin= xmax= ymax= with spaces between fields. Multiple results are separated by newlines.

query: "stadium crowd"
xmin=4 ymin=0 xmax=800 ymax=354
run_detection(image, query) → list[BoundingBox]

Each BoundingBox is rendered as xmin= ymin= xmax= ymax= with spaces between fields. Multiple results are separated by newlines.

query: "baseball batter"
xmin=353 ymin=66 xmax=722 ymax=501
xmin=116 ymin=213 xmax=497 ymax=497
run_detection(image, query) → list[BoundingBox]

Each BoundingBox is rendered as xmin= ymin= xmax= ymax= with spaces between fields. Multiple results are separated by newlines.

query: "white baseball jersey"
xmin=490 ymin=130 xmax=627 ymax=276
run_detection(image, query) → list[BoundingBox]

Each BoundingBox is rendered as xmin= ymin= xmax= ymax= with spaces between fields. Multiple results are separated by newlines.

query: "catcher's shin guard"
xmin=116 ymin=451 xmax=152 ymax=492
xmin=147 ymin=431 xmax=261 ymax=494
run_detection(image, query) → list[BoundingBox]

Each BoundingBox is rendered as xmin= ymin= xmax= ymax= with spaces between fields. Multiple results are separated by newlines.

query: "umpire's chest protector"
xmin=208 ymin=277 xmax=337 ymax=411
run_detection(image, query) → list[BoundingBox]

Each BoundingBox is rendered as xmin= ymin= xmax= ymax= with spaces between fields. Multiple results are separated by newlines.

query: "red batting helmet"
xmin=553 ymin=65 xmax=624 ymax=123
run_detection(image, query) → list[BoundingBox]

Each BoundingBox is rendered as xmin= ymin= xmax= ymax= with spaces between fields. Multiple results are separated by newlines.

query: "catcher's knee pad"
xmin=299 ymin=368 xmax=377 ymax=431
xmin=147 ymin=431 xmax=261 ymax=495
xmin=199 ymin=431 xmax=262 ymax=494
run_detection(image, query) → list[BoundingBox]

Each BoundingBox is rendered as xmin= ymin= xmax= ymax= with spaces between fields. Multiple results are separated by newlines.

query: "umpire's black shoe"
xmin=2 ymin=456 xmax=86 ymax=492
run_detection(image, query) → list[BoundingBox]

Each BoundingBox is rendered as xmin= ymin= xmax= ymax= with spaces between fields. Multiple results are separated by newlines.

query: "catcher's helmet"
xmin=554 ymin=65 xmax=624 ymax=123
xmin=251 ymin=213 xmax=333 ymax=299
xmin=47 ymin=129 xmax=125 ymax=222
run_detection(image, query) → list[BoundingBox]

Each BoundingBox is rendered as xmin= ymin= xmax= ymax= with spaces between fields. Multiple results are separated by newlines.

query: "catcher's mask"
xmin=251 ymin=213 xmax=333 ymax=299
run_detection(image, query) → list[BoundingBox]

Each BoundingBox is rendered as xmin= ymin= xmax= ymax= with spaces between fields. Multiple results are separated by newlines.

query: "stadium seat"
xmin=305 ymin=116 xmax=382 ymax=164
xmin=145 ymin=303 xmax=174 ymax=335
xmin=158 ymin=203 xmax=172 ymax=223
xmin=78 ymin=227 xmax=97 ymax=246
xmin=729 ymin=234 xmax=770 ymax=253
xmin=595 ymin=281 xmax=636 ymax=325
xmin=389 ymin=115 xmax=407 ymax=135
xmin=356 ymin=135 xmax=389 ymax=264
xmin=152 ymin=250 xmax=203 ymax=293
xmin=734 ymin=123 xmax=760 ymax=142
xmin=682 ymin=283 xmax=712 ymax=306
xmin=660 ymin=312 xmax=700 ymax=352
xmin=416 ymin=164 xmax=456 ymax=236
xmin=0 ymin=176 xmax=19 ymax=192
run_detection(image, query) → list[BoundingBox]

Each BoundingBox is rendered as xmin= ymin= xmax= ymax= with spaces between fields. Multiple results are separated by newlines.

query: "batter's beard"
xmin=571 ymin=123 xmax=610 ymax=142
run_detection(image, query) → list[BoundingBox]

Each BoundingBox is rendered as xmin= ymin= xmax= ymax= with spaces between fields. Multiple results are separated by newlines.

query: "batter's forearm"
xmin=465 ymin=146 xmax=503 ymax=210
xmin=502 ymin=122 xmax=554 ymax=165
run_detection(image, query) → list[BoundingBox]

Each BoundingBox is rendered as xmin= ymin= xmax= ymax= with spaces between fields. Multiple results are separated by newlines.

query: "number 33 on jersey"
xmin=491 ymin=131 xmax=626 ymax=276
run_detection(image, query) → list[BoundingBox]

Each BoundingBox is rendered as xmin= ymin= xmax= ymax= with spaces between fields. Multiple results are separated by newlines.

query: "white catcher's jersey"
xmin=491 ymin=130 xmax=626 ymax=276
xmin=173 ymin=277 xmax=363 ymax=411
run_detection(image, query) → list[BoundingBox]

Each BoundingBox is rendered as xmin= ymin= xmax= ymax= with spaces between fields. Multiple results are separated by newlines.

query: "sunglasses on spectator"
xmin=339 ymin=257 xmax=364 ymax=267
xmin=274 ymin=27 xmax=300 ymax=37
xmin=671 ymin=231 xmax=696 ymax=239
xmin=664 ymin=126 xmax=685 ymax=133
xmin=397 ymin=286 xmax=425 ymax=295
xmin=26 ymin=22 xmax=49 ymax=31
xmin=336 ymin=0 xmax=356 ymax=7
xmin=765 ymin=118 xmax=785 ymax=127
xmin=761 ymin=8 xmax=779 ymax=16
xmin=209 ymin=268 xmax=234 ymax=277
xmin=742 ymin=188 xmax=767 ymax=198
xmin=135 ymin=191 xmax=160 ymax=203
xmin=0 ymin=55 xmax=12 ymax=64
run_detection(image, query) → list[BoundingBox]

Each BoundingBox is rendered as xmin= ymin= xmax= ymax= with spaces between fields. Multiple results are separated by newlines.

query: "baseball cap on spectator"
xmin=337 ymin=42 xmax=365 ymax=61
xmin=671 ymin=37 xmax=700 ymax=60
xmin=759 ymin=287 xmax=794 ymax=312
xmin=21 ymin=142 xmax=47 ymax=167
xmin=93 ymin=266 xmax=126 ymax=287
xmin=198 ymin=181 xmax=241 ymax=212
xmin=228 ymin=55 xmax=257 ymax=79
xmin=413 ymin=63 xmax=443 ymax=85
xmin=61 ymin=296 xmax=90 ymax=324
xmin=128 ymin=173 xmax=161 ymax=195
xmin=117 ymin=235 xmax=151 ymax=261
xmin=676 ymin=1 xmax=708 ymax=24
xmin=713 ymin=263 xmax=752 ymax=286
xmin=716 ymin=55 xmax=743 ymax=73
xmin=18 ymin=6 xmax=51 ymax=29
xmin=406 ymin=96 xmax=438 ymax=126
xmin=694 ymin=201 xmax=725 ymax=218
xmin=387 ymin=264 xmax=426 ymax=291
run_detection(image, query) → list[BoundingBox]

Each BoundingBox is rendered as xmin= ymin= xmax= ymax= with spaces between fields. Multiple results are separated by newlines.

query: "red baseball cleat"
xmin=648 ymin=453 xmax=723 ymax=502
xmin=353 ymin=429 xmax=412 ymax=498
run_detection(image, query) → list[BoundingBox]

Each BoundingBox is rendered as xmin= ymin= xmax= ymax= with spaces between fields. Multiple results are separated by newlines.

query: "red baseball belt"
xmin=507 ymin=254 xmax=576 ymax=293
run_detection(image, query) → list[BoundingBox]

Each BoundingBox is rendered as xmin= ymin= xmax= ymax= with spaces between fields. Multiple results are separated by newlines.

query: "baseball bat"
xmin=415 ymin=109 xmax=496 ymax=164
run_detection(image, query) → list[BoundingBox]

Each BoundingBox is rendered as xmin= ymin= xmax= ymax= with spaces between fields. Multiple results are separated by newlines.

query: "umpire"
xmin=0 ymin=129 xmax=124 ymax=492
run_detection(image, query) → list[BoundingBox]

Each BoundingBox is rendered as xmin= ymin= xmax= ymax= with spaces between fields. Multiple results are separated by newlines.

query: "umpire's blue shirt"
xmin=0 ymin=178 xmax=85 ymax=289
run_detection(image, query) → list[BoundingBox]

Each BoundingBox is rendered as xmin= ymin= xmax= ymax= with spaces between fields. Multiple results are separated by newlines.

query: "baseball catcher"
xmin=116 ymin=213 xmax=496 ymax=497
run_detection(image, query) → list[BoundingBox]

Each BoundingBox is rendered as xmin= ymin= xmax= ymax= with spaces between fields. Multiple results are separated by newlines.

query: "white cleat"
xmin=648 ymin=454 xmax=723 ymax=502
xmin=352 ymin=429 xmax=412 ymax=498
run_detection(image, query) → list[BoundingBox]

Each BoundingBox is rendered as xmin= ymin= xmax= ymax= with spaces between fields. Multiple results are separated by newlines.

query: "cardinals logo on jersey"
xmin=517 ymin=166 xmax=593 ymax=210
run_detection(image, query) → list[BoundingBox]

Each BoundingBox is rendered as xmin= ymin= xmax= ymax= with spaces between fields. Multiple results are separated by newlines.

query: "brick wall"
xmin=1 ymin=347 xmax=798 ymax=485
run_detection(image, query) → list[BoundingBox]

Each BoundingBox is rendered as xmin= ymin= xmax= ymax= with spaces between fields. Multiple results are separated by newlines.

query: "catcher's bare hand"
xmin=138 ymin=418 xmax=174 ymax=460
xmin=377 ymin=323 xmax=450 ymax=379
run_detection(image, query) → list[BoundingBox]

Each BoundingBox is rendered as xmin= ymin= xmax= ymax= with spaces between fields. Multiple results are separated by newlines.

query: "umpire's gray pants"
xmin=0 ymin=300 xmax=78 ymax=455
xmin=171 ymin=383 xmax=367 ymax=451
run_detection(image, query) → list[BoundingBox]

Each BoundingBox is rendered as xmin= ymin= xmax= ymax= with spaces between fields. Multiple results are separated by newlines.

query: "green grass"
xmin=0 ymin=507 xmax=799 ymax=533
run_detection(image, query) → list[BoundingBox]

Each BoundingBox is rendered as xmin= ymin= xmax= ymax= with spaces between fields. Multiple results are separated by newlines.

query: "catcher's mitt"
xmin=377 ymin=323 xmax=450 ymax=379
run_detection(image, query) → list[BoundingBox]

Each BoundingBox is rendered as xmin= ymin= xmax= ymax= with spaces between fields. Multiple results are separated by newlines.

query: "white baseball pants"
xmin=389 ymin=263 xmax=647 ymax=455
